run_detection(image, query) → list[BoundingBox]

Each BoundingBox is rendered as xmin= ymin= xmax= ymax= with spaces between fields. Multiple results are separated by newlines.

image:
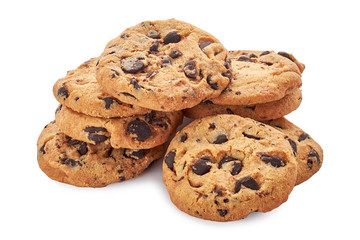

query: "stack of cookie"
xmin=37 ymin=18 xmax=323 ymax=221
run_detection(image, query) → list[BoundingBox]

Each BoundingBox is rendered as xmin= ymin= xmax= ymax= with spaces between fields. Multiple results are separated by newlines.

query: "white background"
xmin=1 ymin=0 xmax=359 ymax=239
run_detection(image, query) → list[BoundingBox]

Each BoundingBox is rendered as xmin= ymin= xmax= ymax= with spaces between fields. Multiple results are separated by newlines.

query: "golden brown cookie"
xmin=37 ymin=121 xmax=165 ymax=187
xmin=96 ymin=18 xmax=231 ymax=111
xmin=163 ymin=115 xmax=297 ymax=221
xmin=183 ymin=88 xmax=302 ymax=121
xmin=263 ymin=118 xmax=323 ymax=185
xmin=210 ymin=50 xmax=304 ymax=105
xmin=55 ymin=104 xmax=183 ymax=149
xmin=53 ymin=57 xmax=151 ymax=118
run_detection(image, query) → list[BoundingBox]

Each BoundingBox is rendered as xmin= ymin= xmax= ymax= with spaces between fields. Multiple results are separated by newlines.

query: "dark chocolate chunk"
xmin=101 ymin=97 xmax=114 ymax=109
xmin=288 ymin=138 xmax=297 ymax=155
xmin=226 ymin=108 xmax=234 ymax=114
xmin=234 ymin=180 xmax=242 ymax=193
xmin=231 ymin=162 xmax=243 ymax=176
xmin=238 ymin=56 xmax=254 ymax=62
xmin=123 ymin=149 xmax=146 ymax=160
xmin=121 ymin=33 xmax=129 ymax=38
xmin=278 ymin=51 xmax=294 ymax=62
xmin=260 ymin=51 xmax=271 ymax=56
xmin=161 ymin=57 xmax=172 ymax=66
xmin=309 ymin=148 xmax=320 ymax=164
xmin=183 ymin=61 xmax=196 ymax=78
xmin=120 ymin=92 xmax=137 ymax=99
xmin=84 ymin=127 xmax=107 ymax=133
xmin=58 ymin=85 xmax=69 ymax=98
xmin=130 ymin=78 xmax=141 ymax=90
xmin=209 ymin=123 xmax=216 ymax=129
xmin=218 ymin=156 xmax=237 ymax=169
xmin=39 ymin=144 xmax=45 ymax=154
xmin=77 ymin=142 xmax=88 ymax=156
xmin=55 ymin=104 xmax=63 ymax=113
xmin=119 ymin=176 xmax=126 ymax=181
xmin=218 ymin=209 xmax=228 ymax=217
xmin=127 ymin=119 xmax=151 ymax=141
xmin=87 ymin=134 xmax=108 ymax=144
xmin=150 ymin=40 xmax=159 ymax=52
xmin=164 ymin=150 xmax=176 ymax=171
xmin=147 ymin=30 xmax=160 ymax=39
xmin=109 ymin=51 xmax=116 ymax=55
xmin=298 ymin=132 xmax=309 ymax=142
xmin=121 ymin=57 xmax=144 ymax=73
xmin=258 ymin=153 xmax=286 ymax=167
xmin=163 ymin=31 xmax=181 ymax=44
xmin=110 ymin=69 xmax=120 ymax=77
xmin=242 ymin=132 xmax=261 ymax=140
xmin=180 ymin=133 xmax=188 ymax=143
xmin=170 ymin=49 xmax=182 ymax=58
xmin=222 ymin=72 xmax=232 ymax=81
xmin=60 ymin=158 xmax=81 ymax=167
xmin=307 ymin=159 xmax=313 ymax=169
xmin=206 ymin=75 xmax=218 ymax=90
xmin=260 ymin=61 xmax=273 ymax=66
xmin=249 ymin=53 xmax=258 ymax=58
xmin=199 ymin=41 xmax=212 ymax=50
xmin=192 ymin=157 xmax=212 ymax=175
xmin=239 ymin=176 xmax=259 ymax=190
xmin=235 ymin=91 xmax=241 ymax=95
xmin=213 ymin=134 xmax=228 ymax=144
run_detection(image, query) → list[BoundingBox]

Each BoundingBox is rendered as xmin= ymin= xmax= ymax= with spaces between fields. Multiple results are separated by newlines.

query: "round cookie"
xmin=263 ymin=118 xmax=323 ymax=185
xmin=53 ymin=57 xmax=151 ymax=118
xmin=183 ymin=88 xmax=302 ymax=121
xmin=162 ymin=115 xmax=297 ymax=221
xmin=37 ymin=121 xmax=165 ymax=187
xmin=210 ymin=50 xmax=304 ymax=105
xmin=55 ymin=105 xmax=183 ymax=149
xmin=96 ymin=18 xmax=231 ymax=111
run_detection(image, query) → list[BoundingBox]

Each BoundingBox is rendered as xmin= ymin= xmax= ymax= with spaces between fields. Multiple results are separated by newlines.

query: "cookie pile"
xmin=37 ymin=18 xmax=323 ymax=221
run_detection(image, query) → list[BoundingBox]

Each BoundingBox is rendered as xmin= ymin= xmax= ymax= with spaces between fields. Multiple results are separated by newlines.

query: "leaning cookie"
xmin=96 ymin=18 xmax=231 ymax=112
xmin=183 ymin=88 xmax=302 ymax=121
xmin=55 ymin=105 xmax=183 ymax=149
xmin=37 ymin=121 xmax=165 ymax=187
xmin=53 ymin=57 xmax=151 ymax=118
xmin=163 ymin=115 xmax=297 ymax=221
xmin=263 ymin=118 xmax=323 ymax=185
xmin=210 ymin=50 xmax=304 ymax=105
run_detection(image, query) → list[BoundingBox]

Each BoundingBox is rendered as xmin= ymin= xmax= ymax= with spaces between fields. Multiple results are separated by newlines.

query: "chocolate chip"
xmin=170 ymin=49 xmax=182 ymax=58
xmin=209 ymin=123 xmax=216 ymax=129
xmin=150 ymin=40 xmax=159 ymax=52
xmin=88 ymin=134 xmax=108 ymax=144
xmin=58 ymin=85 xmax=69 ymax=99
xmin=163 ymin=31 xmax=181 ymax=44
xmin=127 ymin=119 xmax=151 ymax=141
xmin=123 ymin=149 xmax=146 ymax=160
xmin=214 ymin=186 xmax=223 ymax=196
xmin=309 ymin=148 xmax=320 ymax=164
xmin=206 ymin=75 xmax=218 ymax=90
xmin=307 ymin=160 xmax=313 ymax=169
xmin=84 ymin=127 xmax=107 ymax=133
xmin=60 ymin=158 xmax=81 ymax=167
xmin=192 ymin=157 xmax=212 ymax=175
xmin=39 ymin=144 xmax=45 ymax=154
xmin=164 ymin=150 xmax=176 ymax=171
xmin=235 ymin=176 xmax=259 ymax=193
xmin=202 ymin=100 xmax=214 ymax=104
xmin=68 ymin=138 xmax=88 ymax=156
xmin=121 ymin=33 xmax=129 ymax=38
xmin=218 ymin=209 xmax=228 ymax=217
xmin=222 ymin=72 xmax=232 ymax=81
xmin=55 ymin=104 xmax=63 ymax=113
xmin=235 ymin=91 xmax=241 ymax=95
xmin=120 ymin=92 xmax=137 ymax=99
xmin=260 ymin=51 xmax=271 ymax=56
xmin=130 ymin=78 xmax=141 ymax=90
xmin=199 ymin=41 xmax=212 ymax=50
xmin=238 ymin=56 xmax=254 ymax=62
xmin=121 ymin=57 xmax=144 ymax=73
xmin=242 ymin=132 xmax=261 ymax=140
xmin=161 ymin=57 xmax=172 ymax=66
xmin=101 ymin=97 xmax=114 ymax=109
xmin=213 ymin=134 xmax=228 ymax=144
xmin=147 ymin=30 xmax=160 ymax=39
xmin=226 ymin=108 xmax=234 ymax=114
xmin=278 ymin=51 xmax=294 ymax=62
xmin=298 ymin=132 xmax=309 ymax=142
xmin=119 ymin=176 xmax=126 ymax=181
xmin=183 ymin=61 xmax=196 ymax=78
xmin=110 ymin=69 xmax=120 ymax=77
xmin=258 ymin=153 xmax=286 ymax=167
xmin=249 ymin=53 xmax=257 ymax=58
xmin=288 ymin=138 xmax=297 ymax=156
xmin=245 ymin=105 xmax=255 ymax=111
xmin=74 ymin=97 xmax=79 ymax=101
xmin=218 ymin=156 xmax=237 ymax=169
xmin=231 ymin=162 xmax=243 ymax=176
xmin=180 ymin=133 xmax=188 ymax=142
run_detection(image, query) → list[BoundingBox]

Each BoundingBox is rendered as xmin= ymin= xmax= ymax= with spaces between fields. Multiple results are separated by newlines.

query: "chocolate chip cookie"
xmin=162 ymin=114 xmax=297 ymax=221
xmin=263 ymin=118 xmax=323 ymax=185
xmin=55 ymin=105 xmax=183 ymax=149
xmin=53 ymin=57 xmax=151 ymax=118
xmin=37 ymin=121 xmax=165 ymax=187
xmin=96 ymin=18 xmax=231 ymax=111
xmin=210 ymin=50 xmax=304 ymax=105
xmin=183 ymin=88 xmax=302 ymax=121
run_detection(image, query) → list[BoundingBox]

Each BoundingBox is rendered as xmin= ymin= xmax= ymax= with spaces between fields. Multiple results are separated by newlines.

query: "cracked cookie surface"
xmin=37 ymin=121 xmax=165 ymax=187
xmin=183 ymin=88 xmax=302 ymax=121
xmin=55 ymin=105 xmax=183 ymax=149
xmin=53 ymin=58 xmax=151 ymax=118
xmin=162 ymin=115 xmax=297 ymax=221
xmin=263 ymin=118 xmax=323 ymax=185
xmin=96 ymin=18 xmax=231 ymax=111
xmin=210 ymin=50 xmax=304 ymax=105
